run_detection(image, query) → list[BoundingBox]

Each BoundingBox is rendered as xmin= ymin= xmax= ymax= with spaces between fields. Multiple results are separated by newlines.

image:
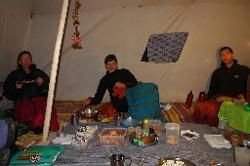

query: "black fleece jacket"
xmin=90 ymin=68 xmax=138 ymax=112
xmin=3 ymin=64 xmax=49 ymax=101
xmin=208 ymin=60 xmax=250 ymax=99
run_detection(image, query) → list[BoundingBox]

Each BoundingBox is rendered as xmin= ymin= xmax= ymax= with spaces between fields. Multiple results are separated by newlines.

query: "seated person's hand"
xmin=113 ymin=82 xmax=126 ymax=99
xmin=216 ymin=96 xmax=233 ymax=102
xmin=16 ymin=81 xmax=23 ymax=89
xmin=83 ymin=98 xmax=91 ymax=107
xmin=233 ymin=94 xmax=247 ymax=105
xmin=36 ymin=77 xmax=44 ymax=86
xmin=114 ymin=82 xmax=126 ymax=89
xmin=216 ymin=95 xmax=246 ymax=104
xmin=237 ymin=94 xmax=246 ymax=101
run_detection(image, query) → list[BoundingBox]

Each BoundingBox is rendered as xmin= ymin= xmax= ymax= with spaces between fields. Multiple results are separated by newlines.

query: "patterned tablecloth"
xmin=53 ymin=123 xmax=234 ymax=166
xmin=219 ymin=101 xmax=250 ymax=134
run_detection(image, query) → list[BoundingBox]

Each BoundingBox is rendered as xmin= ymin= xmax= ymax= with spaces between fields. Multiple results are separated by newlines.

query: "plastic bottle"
xmin=185 ymin=91 xmax=193 ymax=108
xmin=143 ymin=119 xmax=150 ymax=136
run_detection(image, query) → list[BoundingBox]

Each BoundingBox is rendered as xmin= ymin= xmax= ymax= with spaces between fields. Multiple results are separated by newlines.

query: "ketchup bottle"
xmin=198 ymin=92 xmax=207 ymax=103
xmin=185 ymin=91 xmax=193 ymax=108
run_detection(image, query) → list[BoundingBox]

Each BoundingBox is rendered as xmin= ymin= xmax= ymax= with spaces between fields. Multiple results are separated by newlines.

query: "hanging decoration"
xmin=72 ymin=0 xmax=82 ymax=49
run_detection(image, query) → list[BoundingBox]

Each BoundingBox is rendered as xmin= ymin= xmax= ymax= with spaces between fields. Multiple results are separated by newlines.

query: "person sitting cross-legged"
xmin=193 ymin=47 xmax=250 ymax=127
xmin=82 ymin=54 xmax=138 ymax=114
xmin=3 ymin=51 xmax=59 ymax=133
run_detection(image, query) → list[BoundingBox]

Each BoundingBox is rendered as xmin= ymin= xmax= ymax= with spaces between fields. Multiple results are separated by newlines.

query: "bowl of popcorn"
xmin=158 ymin=157 xmax=196 ymax=166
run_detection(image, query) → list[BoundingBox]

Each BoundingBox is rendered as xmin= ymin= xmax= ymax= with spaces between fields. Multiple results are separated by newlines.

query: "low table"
xmin=219 ymin=101 xmax=250 ymax=134
xmin=53 ymin=123 xmax=234 ymax=166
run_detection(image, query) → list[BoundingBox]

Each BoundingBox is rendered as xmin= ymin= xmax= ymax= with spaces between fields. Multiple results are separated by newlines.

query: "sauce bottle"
xmin=185 ymin=91 xmax=193 ymax=108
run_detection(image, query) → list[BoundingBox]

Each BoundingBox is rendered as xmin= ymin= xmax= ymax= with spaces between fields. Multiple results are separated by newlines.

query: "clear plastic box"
xmin=98 ymin=128 xmax=127 ymax=146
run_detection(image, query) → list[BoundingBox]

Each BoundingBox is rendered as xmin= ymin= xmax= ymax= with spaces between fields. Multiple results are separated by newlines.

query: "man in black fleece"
xmin=208 ymin=47 xmax=250 ymax=100
xmin=83 ymin=54 xmax=138 ymax=112
xmin=193 ymin=47 xmax=249 ymax=127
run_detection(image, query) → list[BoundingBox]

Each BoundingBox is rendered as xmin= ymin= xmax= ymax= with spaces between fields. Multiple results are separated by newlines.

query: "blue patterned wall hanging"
xmin=141 ymin=32 xmax=189 ymax=63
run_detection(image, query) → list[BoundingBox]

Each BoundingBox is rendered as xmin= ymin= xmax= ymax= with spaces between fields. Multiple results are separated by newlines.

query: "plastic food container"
xmin=98 ymin=128 xmax=127 ymax=146
xmin=165 ymin=123 xmax=180 ymax=145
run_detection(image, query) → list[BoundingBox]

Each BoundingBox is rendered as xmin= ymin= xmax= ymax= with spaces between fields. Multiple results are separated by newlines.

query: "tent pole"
xmin=42 ymin=0 xmax=70 ymax=142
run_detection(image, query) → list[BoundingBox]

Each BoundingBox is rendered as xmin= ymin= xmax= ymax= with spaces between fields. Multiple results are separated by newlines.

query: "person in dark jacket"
xmin=193 ymin=47 xmax=250 ymax=127
xmin=208 ymin=47 xmax=250 ymax=100
xmin=83 ymin=54 xmax=138 ymax=112
xmin=3 ymin=51 xmax=59 ymax=133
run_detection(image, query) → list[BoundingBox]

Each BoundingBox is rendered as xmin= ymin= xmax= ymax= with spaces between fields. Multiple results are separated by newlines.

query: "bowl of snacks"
xmin=128 ymin=127 xmax=158 ymax=147
xmin=81 ymin=108 xmax=99 ymax=119
xmin=158 ymin=157 xmax=196 ymax=166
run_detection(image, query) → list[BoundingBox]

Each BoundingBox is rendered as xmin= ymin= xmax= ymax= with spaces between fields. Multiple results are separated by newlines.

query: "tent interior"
xmin=1 ymin=0 xmax=250 ymax=103
xmin=0 ymin=0 xmax=250 ymax=165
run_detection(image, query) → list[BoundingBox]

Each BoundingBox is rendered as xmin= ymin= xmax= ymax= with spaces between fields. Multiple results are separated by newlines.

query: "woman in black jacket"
xmin=3 ymin=51 xmax=59 ymax=133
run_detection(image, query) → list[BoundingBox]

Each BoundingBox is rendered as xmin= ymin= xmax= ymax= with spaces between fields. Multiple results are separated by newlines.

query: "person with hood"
xmin=3 ymin=51 xmax=59 ymax=133
xmin=193 ymin=47 xmax=250 ymax=127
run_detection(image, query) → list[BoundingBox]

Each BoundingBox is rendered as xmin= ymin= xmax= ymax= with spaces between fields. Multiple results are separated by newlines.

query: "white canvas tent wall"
xmin=1 ymin=0 xmax=250 ymax=103
xmin=0 ymin=0 xmax=33 ymax=81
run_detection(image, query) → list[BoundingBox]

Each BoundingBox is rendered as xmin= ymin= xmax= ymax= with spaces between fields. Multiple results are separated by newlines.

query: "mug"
xmin=110 ymin=154 xmax=132 ymax=166
xmin=234 ymin=145 xmax=250 ymax=166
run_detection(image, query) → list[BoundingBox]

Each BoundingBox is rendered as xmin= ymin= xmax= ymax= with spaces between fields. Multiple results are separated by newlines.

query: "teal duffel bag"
xmin=126 ymin=82 xmax=161 ymax=121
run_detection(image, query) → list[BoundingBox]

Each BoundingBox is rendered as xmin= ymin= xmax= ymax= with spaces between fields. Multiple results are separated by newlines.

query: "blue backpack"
xmin=126 ymin=82 xmax=161 ymax=121
xmin=0 ymin=118 xmax=15 ymax=166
